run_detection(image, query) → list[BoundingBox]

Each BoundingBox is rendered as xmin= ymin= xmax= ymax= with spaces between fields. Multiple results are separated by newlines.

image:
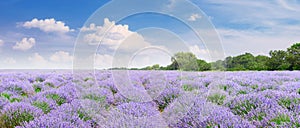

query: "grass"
xmin=46 ymin=94 xmax=66 ymax=106
xmin=237 ymin=90 xmax=247 ymax=95
xmin=207 ymin=93 xmax=226 ymax=105
xmin=182 ymin=84 xmax=194 ymax=91
xmin=0 ymin=93 xmax=21 ymax=103
xmin=270 ymin=114 xmax=290 ymax=125
xmin=231 ymin=100 xmax=257 ymax=116
xmin=0 ymin=111 xmax=34 ymax=128
xmin=33 ymin=85 xmax=42 ymax=93
xmin=83 ymin=94 xmax=106 ymax=102
xmin=32 ymin=101 xmax=51 ymax=114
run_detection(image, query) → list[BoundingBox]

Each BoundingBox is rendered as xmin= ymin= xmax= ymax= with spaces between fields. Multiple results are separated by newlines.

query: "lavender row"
xmin=0 ymin=71 xmax=299 ymax=127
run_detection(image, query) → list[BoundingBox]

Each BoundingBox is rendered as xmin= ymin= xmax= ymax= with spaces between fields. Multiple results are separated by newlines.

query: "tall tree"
xmin=287 ymin=43 xmax=300 ymax=70
xmin=197 ymin=59 xmax=211 ymax=71
xmin=171 ymin=52 xmax=198 ymax=71
xmin=224 ymin=56 xmax=234 ymax=69
xmin=254 ymin=55 xmax=269 ymax=70
xmin=234 ymin=53 xmax=256 ymax=70
xmin=224 ymin=53 xmax=256 ymax=70
xmin=267 ymin=50 xmax=290 ymax=70
xmin=211 ymin=60 xmax=225 ymax=71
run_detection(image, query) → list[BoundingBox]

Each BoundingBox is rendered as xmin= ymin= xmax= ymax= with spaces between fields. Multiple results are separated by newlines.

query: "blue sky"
xmin=0 ymin=0 xmax=299 ymax=69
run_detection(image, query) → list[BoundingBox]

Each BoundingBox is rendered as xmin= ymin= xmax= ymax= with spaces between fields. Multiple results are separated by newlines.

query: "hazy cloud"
xmin=188 ymin=14 xmax=201 ymax=21
xmin=277 ymin=0 xmax=300 ymax=11
xmin=50 ymin=51 xmax=73 ymax=63
xmin=0 ymin=39 xmax=4 ymax=46
xmin=4 ymin=57 xmax=16 ymax=64
xmin=28 ymin=53 xmax=48 ymax=66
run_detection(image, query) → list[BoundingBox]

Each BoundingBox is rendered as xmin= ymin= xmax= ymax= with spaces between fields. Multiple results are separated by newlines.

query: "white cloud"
xmin=23 ymin=18 xmax=73 ymax=33
xmin=80 ymin=23 xmax=102 ymax=32
xmin=81 ymin=18 xmax=150 ymax=51
xmin=4 ymin=57 xmax=16 ymax=64
xmin=28 ymin=53 xmax=48 ymax=66
xmin=188 ymin=14 xmax=201 ymax=21
xmin=13 ymin=37 xmax=35 ymax=51
xmin=0 ymin=39 xmax=4 ymax=46
xmin=50 ymin=51 xmax=73 ymax=63
xmin=189 ymin=45 xmax=223 ymax=62
xmin=115 ymin=32 xmax=150 ymax=51
xmin=189 ymin=45 xmax=209 ymax=56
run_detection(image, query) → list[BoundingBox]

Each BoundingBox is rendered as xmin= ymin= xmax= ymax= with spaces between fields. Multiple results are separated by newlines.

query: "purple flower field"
xmin=0 ymin=71 xmax=300 ymax=128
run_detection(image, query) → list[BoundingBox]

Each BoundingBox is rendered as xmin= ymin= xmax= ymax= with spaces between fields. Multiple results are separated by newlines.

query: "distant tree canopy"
xmin=136 ymin=43 xmax=300 ymax=71
xmin=214 ymin=43 xmax=300 ymax=71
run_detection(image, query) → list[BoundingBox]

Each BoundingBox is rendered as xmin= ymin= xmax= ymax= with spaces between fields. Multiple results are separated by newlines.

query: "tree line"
xmin=112 ymin=43 xmax=300 ymax=71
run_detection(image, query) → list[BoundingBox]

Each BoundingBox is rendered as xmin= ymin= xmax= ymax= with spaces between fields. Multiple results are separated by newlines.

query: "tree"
xmin=137 ymin=43 xmax=300 ymax=71
xmin=287 ymin=43 xmax=300 ymax=70
xmin=224 ymin=56 xmax=234 ymax=69
xmin=197 ymin=59 xmax=211 ymax=71
xmin=171 ymin=52 xmax=198 ymax=71
xmin=211 ymin=60 xmax=225 ymax=71
xmin=152 ymin=64 xmax=160 ymax=70
xmin=224 ymin=53 xmax=256 ymax=71
xmin=233 ymin=53 xmax=256 ymax=70
xmin=254 ymin=55 xmax=269 ymax=70
xmin=166 ymin=58 xmax=179 ymax=70
xmin=267 ymin=50 xmax=290 ymax=70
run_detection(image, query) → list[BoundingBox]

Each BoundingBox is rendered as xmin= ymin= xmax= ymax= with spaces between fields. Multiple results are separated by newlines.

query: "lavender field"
xmin=0 ymin=71 xmax=299 ymax=128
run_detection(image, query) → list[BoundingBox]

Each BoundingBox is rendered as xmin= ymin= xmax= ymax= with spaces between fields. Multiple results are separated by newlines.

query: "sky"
xmin=0 ymin=0 xmax=299 ymax=69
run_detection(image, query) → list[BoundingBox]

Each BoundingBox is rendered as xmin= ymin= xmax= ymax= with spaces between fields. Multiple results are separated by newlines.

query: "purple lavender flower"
xmin=103 ymin=101 xmax=167 ymax=128
xmin=21 ymin=100 xmax=95 ymax=128
xmin=0 ymin=102 xmax=43 ymax=127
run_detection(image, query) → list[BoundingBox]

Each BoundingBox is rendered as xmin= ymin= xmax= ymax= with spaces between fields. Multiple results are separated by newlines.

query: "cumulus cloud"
xmin=50 ymin=51 xmax=73 ymax=63
xmin=13 ymin=37 xmax=35 ymax=51
xmin=23 ymin=18 xmax=73 ymax=33
xmin=81 ymin=18 xmax=150 ymax=51
xmin=0 ymin=39 xmax=4 ymax=46
xmin=4 ymin=57 xmax=16 ymax=64
xmin=188 ymin=14 xmax=201 ymax=21
xmin=189 ymin=45 xmax=209 ymax=55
